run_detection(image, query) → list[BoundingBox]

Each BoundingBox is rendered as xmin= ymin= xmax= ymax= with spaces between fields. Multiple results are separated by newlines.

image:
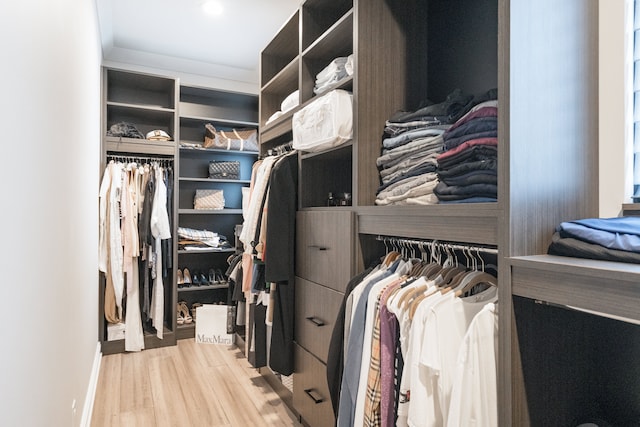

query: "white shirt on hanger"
xmin=447 ymin=302 xmax=498 ymax=427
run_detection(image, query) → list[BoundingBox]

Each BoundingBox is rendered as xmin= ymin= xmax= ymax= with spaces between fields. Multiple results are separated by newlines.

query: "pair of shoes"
xmin=215 ymin=268 xmax=227 ymax=284
xmin=191 ymin=302 xmax=203 ymax=322
xmin=191 ymin=271 xmax=209 ymax=286
xmin=177 ymin=301 xmax=192 ymax=325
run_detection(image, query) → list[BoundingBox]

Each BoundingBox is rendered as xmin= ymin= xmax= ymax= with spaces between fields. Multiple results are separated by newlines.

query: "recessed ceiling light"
xmin=202 ymin=0 xmax=223 ymax=16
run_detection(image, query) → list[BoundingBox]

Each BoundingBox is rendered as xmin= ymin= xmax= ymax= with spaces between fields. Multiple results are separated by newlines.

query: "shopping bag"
xmin=195 ymin=304 xmax=234 ymax=345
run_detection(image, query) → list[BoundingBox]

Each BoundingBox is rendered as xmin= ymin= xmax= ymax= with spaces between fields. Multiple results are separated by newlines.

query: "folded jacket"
xmin=377 ymin=172 xmax=438 ymax=201
xmin=377 ymin=162 xmax=438 ymax=194
xmin=438 ymin=196 xmax=498 ymax=204
xmin=437 ymin=159 xmax=497 ymax=178
xmin=389 ymin=88 xmax=474 ymax=124
xmin=443 ymin=130 xmax=498 ymax=151
xmin=443 ymin=116 xmax=497 ymax=142
xmin=376 ymin=179 xmax=439 ymax=206
xmin=439 ymin=171 xmax=497 ymax=187
xmin=380 ymin=146 xmax=443 ymax=172
xmin=439 ymin=148 xmax=497 ymax=170
xmin=445 ymin=104 xmax=498 ymax=135
xmin=380 ymin=154 xmax=439 ymax=184
xmin=558 ymin=222 xmax=640 ymax=253
xmin=377 ymin=134 xmax=444 ymax=167
xmin=548 ymin=232 xmax=640 ymax=264
xmin=568 ymin=216 xmax=640 ymax=236
xmin=434 ymin=181 xmax=497 ymax=201
xmin=437 ymin=137 xmax=498 ymax=164
xmin=382 ymin=127 xmax=446 ymax=150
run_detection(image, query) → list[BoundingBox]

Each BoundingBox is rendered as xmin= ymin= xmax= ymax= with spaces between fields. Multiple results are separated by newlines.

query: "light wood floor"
xmin=91 ymin=339 xmax=299 ymax=426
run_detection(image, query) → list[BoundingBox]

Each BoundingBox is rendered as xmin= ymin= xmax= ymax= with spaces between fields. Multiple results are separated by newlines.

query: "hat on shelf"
xmin=146 ymin=129 xmax=172 ymax=141
xmin=106 ymin=121 xmax=145 ymax=139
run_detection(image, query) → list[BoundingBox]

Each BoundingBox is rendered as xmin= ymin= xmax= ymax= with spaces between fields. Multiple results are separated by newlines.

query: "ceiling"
xmin=96 ymin=0 xmax=301 ymax=92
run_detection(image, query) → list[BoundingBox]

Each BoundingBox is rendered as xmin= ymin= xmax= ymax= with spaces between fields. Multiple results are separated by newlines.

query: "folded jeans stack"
xmin=374 ymin=90 xmax=478 ymax=206
xmin=434 ymin=96 xmax=499 ymax=203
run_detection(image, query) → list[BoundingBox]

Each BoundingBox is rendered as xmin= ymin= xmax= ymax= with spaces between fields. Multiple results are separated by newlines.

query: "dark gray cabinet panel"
xmin=296 ymin=210 xmax=355 ymax=292
xmin=293 ymin=344 xmax=335 ymax=427
xmin=295 ymin=277 xmax=343 ymax=363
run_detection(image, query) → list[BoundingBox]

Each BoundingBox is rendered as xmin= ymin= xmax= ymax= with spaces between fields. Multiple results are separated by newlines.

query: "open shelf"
xmin=357 ymin=204 xmax=500 ymax=246
xmin=510 ymin=255 xmax=640 ymax=323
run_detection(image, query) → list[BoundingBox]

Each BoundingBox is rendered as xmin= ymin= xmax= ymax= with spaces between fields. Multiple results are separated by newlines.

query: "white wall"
xmin=0 ymin=1 xmax=102 ymax=426
xmin=599 ymin=0 xmax=631 ymax=217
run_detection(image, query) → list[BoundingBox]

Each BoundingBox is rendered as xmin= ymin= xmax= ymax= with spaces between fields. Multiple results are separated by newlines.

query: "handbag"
xmin=194 ymin=189 xmax=225 ymax=210
xmin=209 ymin=160 xmax=240 ymax=180
xmin=204 ymin=124 xmax=259 ymax=152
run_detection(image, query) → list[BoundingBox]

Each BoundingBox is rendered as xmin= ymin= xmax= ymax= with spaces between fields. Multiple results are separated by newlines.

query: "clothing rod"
xmin=375 ymin=235 xmax=498 ymax=255
xmin=261 ymin=141 xmax=294 ymax=159
xmin=106 ymin=154 xmax=174 ymax=163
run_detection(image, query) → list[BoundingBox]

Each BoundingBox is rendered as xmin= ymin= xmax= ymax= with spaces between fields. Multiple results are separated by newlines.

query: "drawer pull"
xmin=308 ymin=245 xmax=329 ymax=251
xmin=304 ymin=388 xmax=324 ymax=404
xmin=305 ymin=316 xmax=325 ymax=327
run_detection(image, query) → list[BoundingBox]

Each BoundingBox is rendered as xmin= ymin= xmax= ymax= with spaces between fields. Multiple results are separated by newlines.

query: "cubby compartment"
xmin=300 ymin=10 xmax=353 ymax=103
xmin=514 ymin=296 xmax=640 ymax=426
xmin=301 ymin=0 xmax=352 ymax=52
xmin=383 ymin=0 xmax=498 ymax=110
xmin=106 ymin=69 xmax=176 ymax=109
xmin=299 ymin=144 xmax=352 ymax=208
xmin=261 ymin=10 xmax=300 ymax=86
xmin=180 ymin=86 xmax=258 ymax=123
xmin=106 ymin=104 xmax=176 ymax=141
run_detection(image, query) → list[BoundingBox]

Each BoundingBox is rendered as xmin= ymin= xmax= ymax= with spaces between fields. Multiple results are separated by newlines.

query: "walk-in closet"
xmin=6 ymin=0 xmax=637 ymax=426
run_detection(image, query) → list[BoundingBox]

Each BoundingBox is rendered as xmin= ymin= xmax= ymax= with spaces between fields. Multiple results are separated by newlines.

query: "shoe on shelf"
xmin=177 ymin=269 xmax=184 ymax=288
xmin=191 ymin=302 xmax=203 ymax=322
xmin=177 ymin=303 xmax=185 ymax=325
xmin=183 ymin=268 xmax=192 ymax=287
xmin=178 ymin=301 xmax=192 ymax=324
xmin=208 ymin=268 xmax=216 ymax=285
xmin=199 ymin=272 xmax=208 ymax=286
xmin=215 ymin=268 xmax=226 ymax=284
xmin=192 ymin=271 xmax=201 ymax=286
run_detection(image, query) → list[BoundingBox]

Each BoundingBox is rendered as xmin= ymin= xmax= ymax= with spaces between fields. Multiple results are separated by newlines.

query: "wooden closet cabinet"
xmin=294 ymin=210 xmax=355 ymax=427
xmin=259 ymin=0 xmax=610 ymax=425
xmin=175 ymin=86 xmax=258 ymax=341
xmin=100 ymin=67 xmax=179 ymax=354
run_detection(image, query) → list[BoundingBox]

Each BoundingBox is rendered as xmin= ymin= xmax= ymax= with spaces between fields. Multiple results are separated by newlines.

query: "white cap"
xmin=146 ymin=129 xmax=171 ymax=141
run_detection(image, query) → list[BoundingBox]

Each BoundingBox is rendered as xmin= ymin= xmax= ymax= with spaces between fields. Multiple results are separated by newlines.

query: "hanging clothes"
xmin=331 ymin=239 xmax=500 ymax=427
xmin=98 ymin=158 xmax=173 ymax=350
xmin=240 ymin=147 xmax=298 ymax=375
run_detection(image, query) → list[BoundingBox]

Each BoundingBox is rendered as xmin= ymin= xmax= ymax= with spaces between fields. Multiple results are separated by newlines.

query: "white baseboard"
xmin=80 ymin=342 xmax=102 ymax=427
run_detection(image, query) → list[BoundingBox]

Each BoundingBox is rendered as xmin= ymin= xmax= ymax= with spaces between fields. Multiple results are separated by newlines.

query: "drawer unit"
xmin=293 ymin=344 xmax=335 ymax=427
xmin=296 ymin=210 xmax=355 ymax=292
xmin=295 ymin=277 xmax=343 ymax=363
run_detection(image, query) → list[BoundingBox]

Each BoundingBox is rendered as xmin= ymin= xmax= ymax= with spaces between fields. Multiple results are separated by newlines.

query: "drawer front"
xmin=295 ymin=277 xmax=343 ymax=363
xmin=296 ymin=210 xmax=354 ymax=292
xmin=293 ymin=344 xmax=335 ymax=427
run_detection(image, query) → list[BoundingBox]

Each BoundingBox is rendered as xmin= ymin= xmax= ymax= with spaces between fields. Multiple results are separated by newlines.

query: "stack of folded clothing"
xmin=374 ymin=89 xmax=475 ymax=206
xmin=314 ymin=54 xmax=354 ymax=95
xmin=548 ymin=217 xmax=640 ymax=264
xmin=177 ymin=227 xmax=231 ymax=251
xmin=265 ymin=90 xmax=300 ymax=126
xmin=434 ymin=97 xmax=499 ymax=203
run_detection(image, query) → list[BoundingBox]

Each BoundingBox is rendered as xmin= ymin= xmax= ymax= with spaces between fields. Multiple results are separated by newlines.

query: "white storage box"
xmin=292 ymin=89 xmax=353 ymax=153
xmin=107 ymin=322 xmax=126 ymax=341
